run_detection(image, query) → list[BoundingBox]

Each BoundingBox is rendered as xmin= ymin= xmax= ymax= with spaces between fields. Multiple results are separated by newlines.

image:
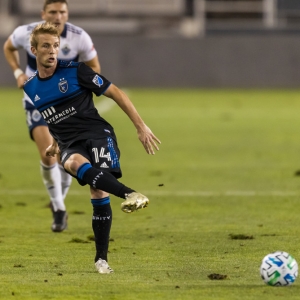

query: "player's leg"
xmin=64 ymin=153 xmax=134 ymax=197
xmin=27 ymin=104 xmax=71 ymax=211
xmin=65 ymin=155 xmax=149 ymax=211
xmin=57 ymin=157 xmax=72 ymax=200
xmin=90 ymin=188 xmax=113 ymax=274
xmin=61 ymin=141 xmax=149 ymax=273
xmin=62 ymin=138 xmax=149 ymax=212
xmin=32 ymin=125 xmax=68 ymax=231
xmin=32 ymin=125 xmax=63 ymax=209
xmin=26 ymin=104 xmax=69 ymax=232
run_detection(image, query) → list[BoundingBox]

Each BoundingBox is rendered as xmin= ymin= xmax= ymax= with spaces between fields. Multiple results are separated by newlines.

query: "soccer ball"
xmin=260 ymin=251 xmax=298 ymax=286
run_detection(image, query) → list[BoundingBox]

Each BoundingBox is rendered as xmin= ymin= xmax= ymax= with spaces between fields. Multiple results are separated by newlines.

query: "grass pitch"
xmin=1 ymin=88 xmax=300 ymax=299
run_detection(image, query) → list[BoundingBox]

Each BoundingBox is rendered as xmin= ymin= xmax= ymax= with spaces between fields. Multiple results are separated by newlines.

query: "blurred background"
xmin=1 ymin=0 xmax=300 ymax=88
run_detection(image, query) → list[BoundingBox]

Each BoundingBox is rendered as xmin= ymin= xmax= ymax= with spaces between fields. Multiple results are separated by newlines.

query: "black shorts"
xmin=60 ymin=137 xmax=122 ymax=186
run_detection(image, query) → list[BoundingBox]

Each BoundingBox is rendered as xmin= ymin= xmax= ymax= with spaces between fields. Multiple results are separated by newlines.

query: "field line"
xmin=0 ymin=190 xmax=299 ymax=197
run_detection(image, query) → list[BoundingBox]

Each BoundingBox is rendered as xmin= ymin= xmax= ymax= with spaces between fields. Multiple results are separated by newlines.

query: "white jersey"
xmin=11 ymin=21 xmax=97 ymax=107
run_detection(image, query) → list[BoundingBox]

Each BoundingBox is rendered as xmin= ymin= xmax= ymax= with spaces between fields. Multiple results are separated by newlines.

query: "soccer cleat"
xmin=95 ymin=259 xmax=114 ymax=274
xmin=51 ymin=210 xmax=68 ymax=232
xmin=121 ymin=192 xmax=149 ymax=213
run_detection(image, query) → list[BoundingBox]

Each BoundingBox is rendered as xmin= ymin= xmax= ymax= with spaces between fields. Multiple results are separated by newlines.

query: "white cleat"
xmin=121 ymin=192 xmax=149 ymax=213
xmin=95 ymin=259 xmax=114 ymax=274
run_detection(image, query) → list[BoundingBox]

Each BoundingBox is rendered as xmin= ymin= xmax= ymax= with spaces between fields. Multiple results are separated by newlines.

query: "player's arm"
xmin=76 ymin=63 xmax=160 ymax=154
xmin=104 ymin=84 xmax=161 ymax=155
xmin=3 ymin=37 xmax=28 ymax=88
xmin=78 ymin=30 xmax=100 ymax=73
xmin=84 ymin=55 xmax=101 ymax=74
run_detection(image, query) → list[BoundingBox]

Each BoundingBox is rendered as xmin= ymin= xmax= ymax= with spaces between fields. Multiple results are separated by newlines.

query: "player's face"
xmin=41 ymin=3 xmax=69 ymax=35
xmin=32 ymin=34 xmax=60 ymax=69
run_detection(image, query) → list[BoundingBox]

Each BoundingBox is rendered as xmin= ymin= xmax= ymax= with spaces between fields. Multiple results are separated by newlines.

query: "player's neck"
xmin=37 ymin=62 xmax=57 ymax=79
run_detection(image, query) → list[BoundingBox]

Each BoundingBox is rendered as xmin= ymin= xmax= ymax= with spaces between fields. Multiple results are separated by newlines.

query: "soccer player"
xmin=23 ymin=22 xmax=161 ymax=274
xmin=3 ymin=0 xmax=100 ymax=232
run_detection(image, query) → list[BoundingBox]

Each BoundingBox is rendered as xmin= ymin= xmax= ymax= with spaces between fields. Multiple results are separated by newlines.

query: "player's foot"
xmin=51 ymin=210 xmax=68 ymax=232
xmin=95 ymin=259 xmax=114 ymax=274
xmin=121 ymin=192 xmax=149 ymax=213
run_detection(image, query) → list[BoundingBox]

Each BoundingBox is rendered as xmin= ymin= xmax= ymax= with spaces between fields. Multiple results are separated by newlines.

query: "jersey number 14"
xmin=92 ymin=147 xmax=111 ymax=163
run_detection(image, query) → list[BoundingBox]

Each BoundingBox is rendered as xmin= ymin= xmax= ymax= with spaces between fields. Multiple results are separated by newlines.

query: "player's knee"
xmin=64 ymin=156 xmax=87 ymax=176
xmin=41 ymin=154 xmax=57 ymax=166
xmin=64 ymin=159 xmax=78 ymax=175
xmin=90 ymin=187 xmax=109 ymax=199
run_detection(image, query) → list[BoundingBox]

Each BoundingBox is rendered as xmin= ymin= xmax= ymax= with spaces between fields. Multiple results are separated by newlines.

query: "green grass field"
xmin=1 ymin=87 xmax=300 ymax=299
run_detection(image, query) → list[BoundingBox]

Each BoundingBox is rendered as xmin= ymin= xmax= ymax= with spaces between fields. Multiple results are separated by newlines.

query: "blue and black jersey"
xmin=23 ymin=60 xmax=115 ymax=150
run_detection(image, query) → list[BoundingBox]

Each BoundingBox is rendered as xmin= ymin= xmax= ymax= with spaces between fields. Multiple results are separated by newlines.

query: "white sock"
xmin=58 ymin=164 xmax=72 ymax=200
xmin=40 ymin=161 xmax=66 ymax=211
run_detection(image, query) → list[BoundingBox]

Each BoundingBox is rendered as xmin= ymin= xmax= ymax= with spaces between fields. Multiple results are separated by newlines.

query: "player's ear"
xmin=41 ymin=10 xmax=45 ymax=21
xmin=31 ymin=46 xmax=37 ymax=56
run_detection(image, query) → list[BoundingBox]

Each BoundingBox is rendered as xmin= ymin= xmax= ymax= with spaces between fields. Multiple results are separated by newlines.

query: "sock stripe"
xmin=77 ymin=163 xmax=92 ymax=180
xmin=91 ymin=197 xmax=110 ymax=206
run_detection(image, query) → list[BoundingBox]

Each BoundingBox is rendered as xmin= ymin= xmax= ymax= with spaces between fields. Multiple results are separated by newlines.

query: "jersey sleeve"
xmin=10 ymin=25 xmax=28 ymax=49
xmin=77 ymin=63 xmax=111 ymax=96
xmin=77 ymin=30 xmax=98 ymax=62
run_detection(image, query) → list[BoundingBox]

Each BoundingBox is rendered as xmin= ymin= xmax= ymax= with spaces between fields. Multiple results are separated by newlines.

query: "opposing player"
xmin=3 ymin=0 xmax=100 ymax=232
xmin=23 ymin=22 xmax=161 ymax=273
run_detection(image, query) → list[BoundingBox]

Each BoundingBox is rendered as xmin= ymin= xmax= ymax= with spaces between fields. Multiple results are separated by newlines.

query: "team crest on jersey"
xmin=61 ymin=44 xmax=71 ymax=55
xmin=58 ymin=79 xmax=68 ymax=93
xmin=32 ymin=109 xmax=42 ymax=122
xmin=92 ymin=75 xmax=103 ymax=87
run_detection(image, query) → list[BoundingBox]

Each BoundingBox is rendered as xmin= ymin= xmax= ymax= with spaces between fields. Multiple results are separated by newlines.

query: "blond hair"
xmin=30 ymin=22 xmax=60 ymax=48
xmin=43 ymin=0 xmax=68 ymax=11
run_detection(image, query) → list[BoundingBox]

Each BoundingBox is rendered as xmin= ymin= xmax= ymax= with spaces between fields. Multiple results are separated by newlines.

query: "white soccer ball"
xmin=260 ymin=251 xmax=298 ymax=286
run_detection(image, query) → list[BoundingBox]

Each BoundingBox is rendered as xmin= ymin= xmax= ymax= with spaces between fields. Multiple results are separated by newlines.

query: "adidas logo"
xmin=100 ymin=162 xmax=109 ymax=168
xmin=34 ymin=95 xmax=40 ymax=101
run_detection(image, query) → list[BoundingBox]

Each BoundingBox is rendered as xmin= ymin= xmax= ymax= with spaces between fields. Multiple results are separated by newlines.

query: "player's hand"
xmin=46 ymin=143 xmax=60 ymax=157
xmin=137 ymin=125 xmax=161 ymax=155
xmin=17 ymin=73 xmax=28 ymax=89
